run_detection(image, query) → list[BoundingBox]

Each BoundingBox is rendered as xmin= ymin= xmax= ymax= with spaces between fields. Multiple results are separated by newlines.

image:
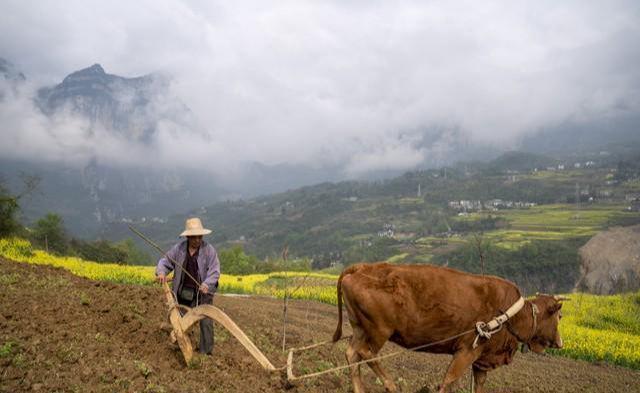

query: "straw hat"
xmin=179 ymin=217 xmax=212 ymax=237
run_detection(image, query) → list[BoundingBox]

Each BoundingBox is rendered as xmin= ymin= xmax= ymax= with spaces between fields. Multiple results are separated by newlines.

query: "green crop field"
xmin=1 ymin=237 xmax=639 ymax=370
xmin=451 ymin=203 xmax=640 ymax=249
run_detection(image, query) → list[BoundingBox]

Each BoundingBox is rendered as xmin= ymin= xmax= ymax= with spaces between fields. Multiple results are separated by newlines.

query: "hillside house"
xmin=378 ymin=223 xmax=395 ymax=238
xmin=448 ymin=200 xmax=482 ymax=211
xmin=449 ymin=199 xmax=536 ymax=211
xmin=625 ymin=194 xmax=640 ymax=202
xmin=598 ymin=189 xmax=613 ymax=198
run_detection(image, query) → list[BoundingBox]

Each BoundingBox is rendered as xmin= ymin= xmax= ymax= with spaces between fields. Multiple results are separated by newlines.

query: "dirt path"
xmin=1 ymin=258 xmax=638 ymax=392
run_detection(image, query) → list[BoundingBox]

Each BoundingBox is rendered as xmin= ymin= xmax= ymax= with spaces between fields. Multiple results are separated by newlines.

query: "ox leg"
xmin=438 ymin=349 xmax=479 ymax=393
xmin=357 ymin=338 xmax=397 ymax=393
xmin=472 ymin=366 xmax=487 ymax=393
xmin=346 ymin=339 xmax=366 ymax=393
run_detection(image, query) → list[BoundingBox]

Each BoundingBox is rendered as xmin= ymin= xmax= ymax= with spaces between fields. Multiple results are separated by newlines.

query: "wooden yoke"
xmin=162 ymin=281 xmax=195 ymax=364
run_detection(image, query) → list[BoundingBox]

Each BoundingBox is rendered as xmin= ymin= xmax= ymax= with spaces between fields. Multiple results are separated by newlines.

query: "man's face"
xmin=187 ymin=235 xmax=203 ymax=249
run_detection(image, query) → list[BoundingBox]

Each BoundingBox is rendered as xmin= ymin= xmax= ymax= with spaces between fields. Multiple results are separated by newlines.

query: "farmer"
xmin=155 ymin=217 xmax=221 ymax=355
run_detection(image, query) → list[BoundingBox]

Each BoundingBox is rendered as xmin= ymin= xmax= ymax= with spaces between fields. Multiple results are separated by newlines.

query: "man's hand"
xmin=156 ymin=274 xmax=167 ymax=284
xmin=199 ymin=283 xmax=209 ymax=294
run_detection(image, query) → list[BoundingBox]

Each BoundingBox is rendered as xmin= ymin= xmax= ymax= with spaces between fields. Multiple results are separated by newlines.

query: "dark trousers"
xmin=178 ymin=291 xmax=214 ymax=355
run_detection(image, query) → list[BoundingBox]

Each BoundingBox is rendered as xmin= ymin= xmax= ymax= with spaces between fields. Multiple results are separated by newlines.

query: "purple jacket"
xmin=155 ymin=240 xmax=221 ymax=299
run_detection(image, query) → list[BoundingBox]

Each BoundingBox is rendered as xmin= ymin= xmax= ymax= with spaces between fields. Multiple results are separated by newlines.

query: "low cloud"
xmin=345 ymin=143 xmax=426 ymax=176
xmin=1 ymin=1 xmax=639 ymax=177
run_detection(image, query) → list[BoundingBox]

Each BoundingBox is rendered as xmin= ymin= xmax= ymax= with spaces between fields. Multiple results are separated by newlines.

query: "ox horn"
xmin=535 ymin=292 xmax=570 ymax=301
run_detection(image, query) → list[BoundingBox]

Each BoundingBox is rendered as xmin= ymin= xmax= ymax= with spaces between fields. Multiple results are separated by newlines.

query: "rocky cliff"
xmin=576 ymin=225 xmax=640 ymax=294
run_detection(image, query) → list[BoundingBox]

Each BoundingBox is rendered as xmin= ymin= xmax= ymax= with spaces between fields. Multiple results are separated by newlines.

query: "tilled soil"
xmin=1 ymin=257 xmax=639 ymax=393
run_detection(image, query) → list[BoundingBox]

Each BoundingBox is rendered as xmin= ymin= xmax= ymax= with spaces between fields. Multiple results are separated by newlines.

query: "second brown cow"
xmin=333 ymin=262 xmax=565 ymax=393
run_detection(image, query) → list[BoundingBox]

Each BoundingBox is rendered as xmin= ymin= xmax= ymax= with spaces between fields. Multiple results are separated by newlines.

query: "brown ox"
xmin=332 ymin=263 xmax=565 ymax=393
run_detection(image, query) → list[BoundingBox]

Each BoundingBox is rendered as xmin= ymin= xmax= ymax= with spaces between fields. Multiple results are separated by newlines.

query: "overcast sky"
xmin=1 ymin=0 xmax=639 ymax=175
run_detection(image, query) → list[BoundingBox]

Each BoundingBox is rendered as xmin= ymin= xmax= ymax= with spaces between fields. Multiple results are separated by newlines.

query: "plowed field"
xmin=1 ymin=258 xmax=638 ymax=392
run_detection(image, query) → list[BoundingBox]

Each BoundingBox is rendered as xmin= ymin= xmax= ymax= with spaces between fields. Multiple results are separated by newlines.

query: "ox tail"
xmin=332 ymin=264 xmax=361 ymax=342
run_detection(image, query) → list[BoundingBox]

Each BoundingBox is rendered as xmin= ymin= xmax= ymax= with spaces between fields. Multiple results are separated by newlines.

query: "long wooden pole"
xmin=128 ymin=225 xmax=201 ymax=286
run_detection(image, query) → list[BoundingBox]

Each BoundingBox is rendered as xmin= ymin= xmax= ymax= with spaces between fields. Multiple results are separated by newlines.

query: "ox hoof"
xmin=381 ymin=380 xmax=398 ymax=393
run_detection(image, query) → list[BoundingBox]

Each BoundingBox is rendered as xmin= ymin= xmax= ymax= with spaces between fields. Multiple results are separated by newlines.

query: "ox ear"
xmin=547 ymin=302 xmax=562 ymax=315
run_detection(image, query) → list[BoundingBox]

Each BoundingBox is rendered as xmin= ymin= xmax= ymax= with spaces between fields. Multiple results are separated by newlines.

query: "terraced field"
xmin=417 ymin=203 xmax=640 ymax=252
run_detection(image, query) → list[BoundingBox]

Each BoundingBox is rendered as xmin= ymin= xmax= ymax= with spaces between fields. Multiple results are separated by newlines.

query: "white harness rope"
xmin=473 ymin=297 xmax=525 ymax=348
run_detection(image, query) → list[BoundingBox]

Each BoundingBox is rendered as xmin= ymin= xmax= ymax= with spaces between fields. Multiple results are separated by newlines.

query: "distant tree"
xmin=0 ymin=187 xmax=19 ymax=237
xmin=115 ymin=239 xmax=152 ymax=265
xmin=311 ymin=253 xmax=332 ymax=270
xmin=344 ymin=237 xmax=399 ymax=264
xmin=219 ymin=245 xmax=258 ymax=275
xmin=433 ymin=237 xmax=584 ymax=294
xmin=0 ymin=174 xmax=40 ymax=237
xmin=258 ymin=256 xmax=311 ymax=273
xmin=32 ymin=213 xmax=69 ymax=254
xmin=70 ymin=238 xmax=127 ymax=264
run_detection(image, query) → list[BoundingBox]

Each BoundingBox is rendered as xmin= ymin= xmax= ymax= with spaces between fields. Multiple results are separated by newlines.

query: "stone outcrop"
xmin=576 ymin=225 xmax=640 ymax=294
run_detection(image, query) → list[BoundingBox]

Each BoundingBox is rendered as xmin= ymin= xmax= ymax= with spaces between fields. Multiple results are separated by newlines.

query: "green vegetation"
xmin=0 ymin=174 xmax=39 ymax=238
xmin=134 ymin=360 xmax=153 ymax=378
xmin=0 ymin=341 xmax=17 ymax=358
xmin=0 ymin=188 xmax=19 ymax=237
xmin=28 ymin=213 xmax=152 ymax=264
xmin=32 ymin=212 xmax=70 ymax=254
xmin=219 ymin=245 xmax=311 ymax=275
xmin=432 ymin=237 xmax=583 ymax=293
xmin=457 ymin=204 xmax=636 ymax=241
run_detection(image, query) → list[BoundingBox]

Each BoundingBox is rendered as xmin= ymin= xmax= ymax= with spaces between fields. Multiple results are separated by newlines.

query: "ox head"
xmin=527 ymin=294 xmax=567 ymax=353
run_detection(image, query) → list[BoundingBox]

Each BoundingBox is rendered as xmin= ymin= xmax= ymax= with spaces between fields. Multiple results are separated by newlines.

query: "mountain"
xmin=0 ymin=58 xmax=26 ymax=82
xmin=519 ymin=113 xmax=640 ymax=156
xmin=36 ymin=63 xmax=192 ymax=142
xmin=0 ymin=58 xmax=26 ymax=100
xmin=1 ymin=63 xmax=224 ymax=236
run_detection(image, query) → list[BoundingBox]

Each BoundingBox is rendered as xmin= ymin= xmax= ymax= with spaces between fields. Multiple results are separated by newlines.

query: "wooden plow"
xmin=162 ymin=280 xmax=356 ymax=383
xmin=162 ymin=281 xmax=276 ymax=371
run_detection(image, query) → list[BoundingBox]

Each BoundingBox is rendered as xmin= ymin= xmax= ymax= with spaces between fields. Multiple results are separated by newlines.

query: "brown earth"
xmin=1 ymin=257 xmax=639 ymax=393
